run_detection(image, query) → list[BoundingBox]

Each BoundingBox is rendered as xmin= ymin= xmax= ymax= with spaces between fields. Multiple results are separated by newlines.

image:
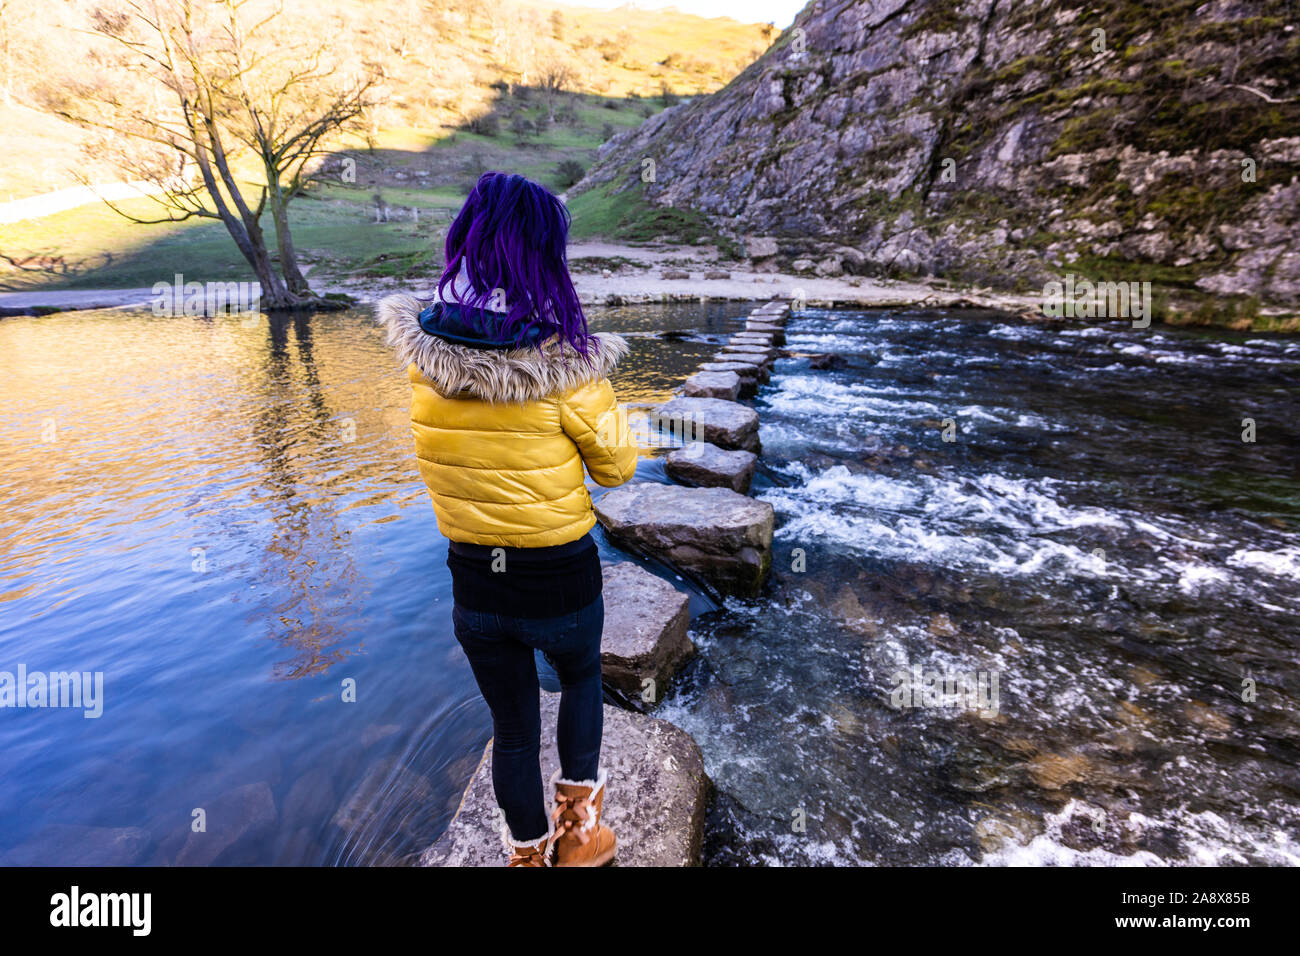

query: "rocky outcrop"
xmin=595 ymin=482 xmax=774 ymax=596
xmin=666 ymin=441 xmax=758 ymax=494
xmin=422 ymin=692 xmax=710 ymax=866
xmin=576 ymin=0 xmax=1300 ymax=313
xmin=600 ymin=562 xmax=694 ymax=703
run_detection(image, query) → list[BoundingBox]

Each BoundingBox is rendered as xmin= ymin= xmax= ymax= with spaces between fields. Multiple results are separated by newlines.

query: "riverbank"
xmin=7 ymin=240 xmax=1298 ymax=330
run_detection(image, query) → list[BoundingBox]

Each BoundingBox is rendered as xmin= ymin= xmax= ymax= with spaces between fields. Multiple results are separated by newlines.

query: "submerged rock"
xmin=600 ymin=562 xmax=694 ymax=703
xmin=595 ymin=482 xmax=773 ymax=596
xmin=683 ymin=369 xmax=741 ymax=401
xmin=666 ymin=441 xmax=758 ymax=494
xmin=421 ymin=693 xmax=710 ymax=867
xmin=3 ymin=824 xmax=150 ymax=867
xmin=809 ymin=352 xmax=849 ymax=370
xmin=656 ymin=396 xmax=760 ymax=452
xmin=174 ymin=781 xmax=277 ymax=866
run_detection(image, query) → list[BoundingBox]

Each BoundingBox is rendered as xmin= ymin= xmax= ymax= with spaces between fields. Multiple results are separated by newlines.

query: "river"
xmin=1 ymin=302 xmax=1297 ymax=865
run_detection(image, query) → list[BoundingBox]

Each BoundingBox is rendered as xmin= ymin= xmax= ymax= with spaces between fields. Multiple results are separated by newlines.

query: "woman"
xmin=377 ymin=172 xmax=637 ymax=867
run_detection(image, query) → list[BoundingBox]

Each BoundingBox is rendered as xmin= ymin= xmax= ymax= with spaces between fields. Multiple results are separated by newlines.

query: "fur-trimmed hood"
xmin=375 ymin=293 xmax=628 ymax=404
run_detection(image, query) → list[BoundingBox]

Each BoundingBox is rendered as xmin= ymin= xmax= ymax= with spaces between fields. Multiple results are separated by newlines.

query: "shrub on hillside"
xmin=556 ymin=160 xmax=586 ymax=187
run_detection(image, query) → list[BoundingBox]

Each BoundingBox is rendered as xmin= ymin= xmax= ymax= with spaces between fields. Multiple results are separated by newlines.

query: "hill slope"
xmin=574 ymin=0 xmax=1300 ymax=316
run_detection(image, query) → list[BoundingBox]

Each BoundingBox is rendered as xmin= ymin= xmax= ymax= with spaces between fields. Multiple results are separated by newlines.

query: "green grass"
xmin=1 ymin=89 xmax=672 ymax=292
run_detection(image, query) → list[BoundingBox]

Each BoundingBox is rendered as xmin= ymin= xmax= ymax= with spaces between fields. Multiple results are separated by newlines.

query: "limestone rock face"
xmin=600 ymin=561 xmax=694 ymax=702
xmin=421 ymin=693 xmax=710 ymax=867
xmin=574 ymin=1 xmax=1300 ymax=309
xmin=656 ymin=396 xmax=760 ymax=452
xmin=666 ymin=441 xmax=758 ymax=494
xmin=595 ymin=482 xmax=774 ymax=596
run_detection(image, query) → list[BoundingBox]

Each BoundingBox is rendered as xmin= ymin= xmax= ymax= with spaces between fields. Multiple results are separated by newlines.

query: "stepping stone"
xmin=683 ymin=369 xmax=740 ymax=401
xmin=600 ymin=562 xmax=694 ymax=703
xmin=655 ymin=396 xmax=760 ymax=452
xmin=666 ymin=441 xmax=758 ymax=494
xmin=717 ymin=347 xmax=777 ymax=368
xmin=730 ymin=332 xmax=775 ymax=346
xmin=421 ymin=692 xmax=710 ymax=867
xmin=745 ymin=321 xmax=786 ymax=344
xmin=595 ymin=483 xmax=774 ymax=596
xmin=697 ymin=361 xmax=764 ymax=395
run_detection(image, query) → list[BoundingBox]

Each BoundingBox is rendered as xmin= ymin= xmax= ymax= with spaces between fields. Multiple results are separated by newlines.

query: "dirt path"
xmin=1 ymin=241 xmax=1042 ymax=317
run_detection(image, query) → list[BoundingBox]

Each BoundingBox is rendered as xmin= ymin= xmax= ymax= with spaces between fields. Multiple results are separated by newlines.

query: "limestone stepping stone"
xmin=730 ymin=332 xmax=775 ymax=347
xmin=697 ymin=361 xmax=764 ymax=395
xmin=421 ymin=692 xmax=709 ymax=867
xmin=600 ymin=561 xmax=694 ymax=703
xmin=683 ymin=369 xmax=741 ymax=401
xmin=666 ymin=441 xmax=758 ymax=494
xmin=655 ymin=396 xmax=760 ymax=452
xmin=698 ymin=360 xmax=767 ymax=383
xmin=717 ymin=346 xmax=777 ymax=368
xmin=745 ymin=321 xmax=786 ymax=344
xmin=595 ymin=482 xmax=774 ymax=596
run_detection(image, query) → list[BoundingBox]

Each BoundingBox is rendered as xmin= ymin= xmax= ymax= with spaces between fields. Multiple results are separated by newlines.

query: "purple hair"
xmin=435 ymin=171 xmax=591 ymax=356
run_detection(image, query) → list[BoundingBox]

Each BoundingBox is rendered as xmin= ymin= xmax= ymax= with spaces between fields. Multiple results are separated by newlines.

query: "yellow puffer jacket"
xmin=376 ymin=293 xmax=638 ymax=547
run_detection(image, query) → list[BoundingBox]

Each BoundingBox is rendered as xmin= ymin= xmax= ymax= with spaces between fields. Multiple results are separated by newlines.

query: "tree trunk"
xmin=268 ymin=176 xmax=311 ymax=296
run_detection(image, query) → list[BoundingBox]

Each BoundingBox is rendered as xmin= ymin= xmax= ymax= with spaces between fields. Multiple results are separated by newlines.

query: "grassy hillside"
xmin=0 ymin=0 xmax=772 ymax=291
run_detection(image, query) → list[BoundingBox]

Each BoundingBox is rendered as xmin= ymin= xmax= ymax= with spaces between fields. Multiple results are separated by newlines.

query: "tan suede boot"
xmin=550 ymin=769 xmax=617 ymax=867
xmin=502 ymin=819 xmax=553 ymax=867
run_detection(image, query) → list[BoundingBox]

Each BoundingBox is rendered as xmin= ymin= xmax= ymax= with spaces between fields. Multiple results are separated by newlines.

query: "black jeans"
xmin=452 ymin=596 xmax=604 ymax=841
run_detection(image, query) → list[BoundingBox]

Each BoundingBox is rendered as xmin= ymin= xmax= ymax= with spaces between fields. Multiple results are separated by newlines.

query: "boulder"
xmin=595 ymin=482 xmax=774 ymax=596
xmin=666 ymin=441 xmax=758 ymax=494
xmin=661 ymin=269 xmax=690 ymax=280
xmin=703 ymin=270 xmax=730 ymax=280
xmin=655 ymin=396 xmax=760 ymax=452
xmin=422 ymin=693 xmax=709 ymax=866
xmin=683 ymin=369 xmax=741 ymax=401
xmin=600 ymin=562 xmax=694 ymax=703
xmin=809 ymin=352 xmax=849 ymax=370
xmin=745 ymin=236 xmax=780 ymax=258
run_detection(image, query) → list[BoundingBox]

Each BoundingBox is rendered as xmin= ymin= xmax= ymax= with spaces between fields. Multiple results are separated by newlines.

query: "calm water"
xmin=0 ymin=300 xmax=733 ymax=865
xmin=2 ymin=302 xmax=1297 ymax=865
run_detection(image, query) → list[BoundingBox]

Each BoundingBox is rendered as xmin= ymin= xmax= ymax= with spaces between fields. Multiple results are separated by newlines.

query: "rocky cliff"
xmin=574 ymin=0 xmax=1300 ymax=316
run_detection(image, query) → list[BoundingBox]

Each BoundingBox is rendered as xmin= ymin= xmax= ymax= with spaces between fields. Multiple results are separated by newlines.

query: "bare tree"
xmin=53 ymin=0 xmax=376 ymax=310
xmin=538 ymin=59 xmax=575 ymax=124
